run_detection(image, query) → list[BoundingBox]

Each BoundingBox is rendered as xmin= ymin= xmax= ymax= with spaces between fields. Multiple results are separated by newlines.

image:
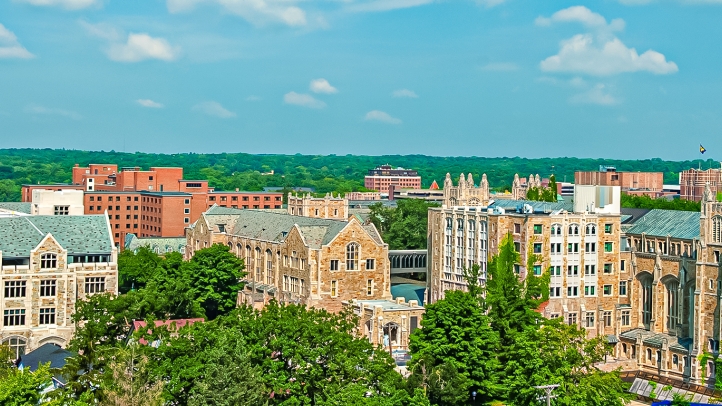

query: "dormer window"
xmin=40 ymin=253 xmax=57 ymax=269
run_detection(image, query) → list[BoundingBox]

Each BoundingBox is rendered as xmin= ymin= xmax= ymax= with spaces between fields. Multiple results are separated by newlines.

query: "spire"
xmin=430 ymin=180 xmax=439 ymax=190
xmin=459 ymin=173 xmax=466 ymax=189
xmin=467 ymin=173 xmax=474 ymax=188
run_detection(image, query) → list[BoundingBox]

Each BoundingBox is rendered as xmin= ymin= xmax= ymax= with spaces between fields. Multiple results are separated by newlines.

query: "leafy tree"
xmin=117 ymin=247 xmax=163 ymax=293
xmin=525 ymin=174 xmax=558 ymax=202
xmin=620 ymin=193 xmax=700 ymax=211
xmin=103 ymin=346 xmax=164 ymax=406
xmin=0 ymin=363 xmax=54 ymax=406
xmin=369 ymin=199 xmax=439 ymax=249
xmin=183 ymin=244 xmax=244 ymax=320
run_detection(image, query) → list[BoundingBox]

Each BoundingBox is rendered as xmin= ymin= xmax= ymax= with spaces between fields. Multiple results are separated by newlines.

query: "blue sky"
xmin=1 ymin=0 xmax=720 ymax=159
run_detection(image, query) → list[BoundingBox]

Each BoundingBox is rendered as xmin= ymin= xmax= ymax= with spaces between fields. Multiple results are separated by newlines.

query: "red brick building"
xmin=364 ymin=165 xmax=421 ymax=196
xmin=23 ymin=164 xmax=282 ymax=248
xmin=575 ymin=166 xmax=664 ymax=197
xmin=679 ymin=167 xmax=722 ymax=202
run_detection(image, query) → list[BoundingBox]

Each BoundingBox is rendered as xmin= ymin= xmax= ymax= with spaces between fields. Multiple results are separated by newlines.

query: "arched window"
xmin=40 ymin=253 xmax=57 ymax=269
xmin=714 ymin=216 xmax=722 ymax=243
xmin=266 ymin=249 xmax=273 ymax=284
xmin=346 ymin=243 xmax=360 ymax=271
xmin=468 ymin=220 xmax=475 ymax=233
xmin=236 ymin=243 xmax=242 ymax=258
xmin=445 ymin=218 xmax=452 ymax=229
xmin=641 ymin=274 xmax=653 ymax=329
xmin=246 ymin=246 xmax=251 ymax=262
xmin=3 ymin=337 xmax=26 ymax=359
xmin=457 ymin=219 xmax=464 ymax=231
xmin=568 ymin=224 xmax=579 ymax=236
xmin=551 ymin=224 xmax=562 ymax=236
xmin=666 ymin=280 xmax=680 ymax=331
xmin=586 ymin=224 xmax=596 ymax=236
xmin=646 ymin=348 xmax=653 ymax=363
xmin=255 ymin=247 xmax=262 ymax=281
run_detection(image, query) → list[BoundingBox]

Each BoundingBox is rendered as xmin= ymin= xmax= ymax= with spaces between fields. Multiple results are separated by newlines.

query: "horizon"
xmin=2 ymin=2 xmax=722 ymax=159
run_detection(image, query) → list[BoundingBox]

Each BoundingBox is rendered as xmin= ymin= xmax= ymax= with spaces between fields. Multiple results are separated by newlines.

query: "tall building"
xmin=364 ymin=165 xmax=421 ymax=196
xmin=0 ymin=214 xmax=118 ymax=357
xmin=576 ymin=166 xmax=664 ymax=191
xmin=23 ymin=164 xmax=283 ymax=248
xmin=428 ymin=173 xmax=625 ymax=339
xmin=680 ymin=167 xmax=722 ymax=201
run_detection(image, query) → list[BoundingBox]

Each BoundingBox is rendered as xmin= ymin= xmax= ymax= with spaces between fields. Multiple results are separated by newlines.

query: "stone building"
xmin=286 ymin=193 xmax=348 ymax=220
xmin=345 ymin=298 xmax=424 ymax=352
xmin=124 ymin=233 xmax=186 ymax=256
xmin=0 ymin=215 xmax=118 ymax=357
xmin=428 ymin=173 xmax=625 ymax=339
xmin=185 ymin=206 xmax=392 ymax=313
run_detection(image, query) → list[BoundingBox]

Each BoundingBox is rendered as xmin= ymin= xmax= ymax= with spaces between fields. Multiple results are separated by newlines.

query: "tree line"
xmin=0 ymin=237 xmax=636 ymax=405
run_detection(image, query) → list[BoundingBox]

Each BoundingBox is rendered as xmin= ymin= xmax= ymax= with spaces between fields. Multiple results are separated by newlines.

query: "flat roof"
xmin=352 ymin=299 xmax=424 ymax=311
xmin=209 ymin=191 xmax=283 ymax=194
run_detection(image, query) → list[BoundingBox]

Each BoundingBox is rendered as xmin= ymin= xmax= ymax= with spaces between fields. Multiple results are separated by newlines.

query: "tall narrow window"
xmin=641 ymin=275 xmax=653 ymax=328
xmin=331 ymin=280 xmax=338 ymax=297
xmin=346 ymin=243 xmax=359 ymax=271
xmin=366 ymin=279 xmax=374 ymax=296
xmin=666 ymin=281 xmax=680 ymax=331
xmin=714 ymin=216 xmax=722 ymax=243
xmin=266 ymin=250 xmax=273 ymax=284
xmin=255 ymin=247 xmax=262 ymax=281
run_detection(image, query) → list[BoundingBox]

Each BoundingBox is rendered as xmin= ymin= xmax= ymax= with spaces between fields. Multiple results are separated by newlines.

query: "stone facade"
xmin=0 ymin=215 xmax=118 ymax=357
xmin=287 ymin=193 xmax=348 ymax=220
xmin=185 ymin=206 xmax=392 ymax=314
xmin=345 ymin=298 xmax=425 ymax=351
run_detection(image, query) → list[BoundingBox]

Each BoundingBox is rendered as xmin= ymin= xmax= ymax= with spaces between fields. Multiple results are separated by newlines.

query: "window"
xmin=40 ymin=253 xmax=57 ymax=269
xmin=533 ymin=265 xmax=542 ymax=276
xmin=184 ymin=208 xmax=190 ymax=214
xmin=584 ymin=265 xmax=596 ymax=275
xmin=551 ymin=266 xmax=561 ymax=276
xmin=3 ymin=309 xmax=25 ymax=326
xmin=603 ymin=263 xmax=613 ymax=274
xmin=53 ymin=205 xmax=69 ymax=215
xmin=641 ymin=275 xmax=653 ymax=327
xmin=567 ymin=286 xmax=579 ymax=297
xmin=585 ymin=224 xmax=596 ymax=235
xmin=673 ymin=354 xmax=679 ymax=365
xmin=184 ymin=218 xmax=189 ymax=224
xmin=567 ymin=265 xmax=578 ymax=276
xmin=533 ymin=224 xmax=542 ymax=234
xmin=514 ymin=242 xmax=521 ymax=252
xmin=184 ymin=199 xmax=190 ymax=204
xmin=603 ymin=285 xmax=613 ymax=296
xmin=567 ymin=312 xmax=577 ymax=325
xmin=551 ymin=224 xmax=562 ymax=235
xmin=331 ymin=280 xmax=338 ymax=297
xmin=666 ymin=281 xmax=680 ymax=330
xmin=549 ymin=286 xmax=561 ymax=297
xmin=551 ymin=243 xmax=562 ymax=254
xmin=620 ymin=260 xmax=625 ymax=271
xmin=366 ymin=279 xmax=374 ymax=296
xmin=585 ymin=312 xmax=595 ymax=328
xmin=4 ymin=281 xmax=26 ymax=298
xmin=621 ymin=310 xmax=630 ymax=326
xmin=617 ymin=281 xmax=627 ymax=296
xmin=568 ymin=224 xmax=579 ymax=235
xmin=605 ymin=224 xmax=612 ymax=234
xmin=85 ymin=277 xmax=106 ymax=294
xmin=40 ymin=280 xmax=56 ymax=297
xmin=567 ymin=243 xmax=579 ymax=253
xmin=346 ymin=243 xmax=360 ymax=271
xmin=283 ymin=275 xmax=289 ymax=291
xmin=533 ymin=243 xmax=542 ymax=254
xmin=4 ymin=337 xmax=26 ymax=359
xmin=39 ymin=308 xmax=56 ymax=325
xmin=514 ymin=223 xmax=520 ymax=234
xmin=366 ymin=259 xmax=375 ymax=270
xmin=604 ymin=242 xmax=613 ymax=252
xmin=330 ymin=260 xmax=339 ymax=271
xmin=584 ymin=285 xmax=595 ymax=296
xmin=585 ymin=242 xmax=596 ymax=253
xmin=603 ymin=311 xmax=612 ymax=327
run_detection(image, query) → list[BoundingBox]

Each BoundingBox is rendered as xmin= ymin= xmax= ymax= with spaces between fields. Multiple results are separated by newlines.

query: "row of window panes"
xmin=327 ymin=279 xmax=376 ymax=297
xmin=89 ymin=196 xmax=139 ymax=202
xmin=550 ymin=263 xmax=620 ymax=276
xmin=4 ymin=278 xmax=104 ymax=297
xmin=329 ymin=258 xmax=376 ymax=271
xmin=549 ymin=281 xmax=627 ymax=297
xmin=552 ymin=310 xmax=630 ymax=327
xmin=549 ymin=224 xmax=613 ymax=236
xmin=3 ymin=308 xmax=56 ymax=326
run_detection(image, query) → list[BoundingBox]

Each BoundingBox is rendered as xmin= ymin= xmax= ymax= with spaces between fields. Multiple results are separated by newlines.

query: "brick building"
xmin=364 ymin=165 xmax=421 ymax=196
xmin=22 ymin=164 xmax=282 ymax=248
xmin=576 ymin=166 xmax=664 ymax=197
xmin=0 ymin=215 xmax=117 ymax=357
xmin=680 ymin=167 xmax=722 ymax=202
xmin=185 ymin=206 xmax=392 ymax=313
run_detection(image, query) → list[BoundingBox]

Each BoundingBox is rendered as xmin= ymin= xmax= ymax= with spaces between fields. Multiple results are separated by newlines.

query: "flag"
xmin=701 ymin=144 xmax=707 ymax=154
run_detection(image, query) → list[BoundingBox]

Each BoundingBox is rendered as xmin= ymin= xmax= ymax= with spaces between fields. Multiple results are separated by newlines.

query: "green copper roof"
xmin=624 ymin=209 xmax=700 ymax=240
xmin=0 ymin=202 xmax=32 ymax=214
xmin=0 ymin=215 xmax=113 ymax=257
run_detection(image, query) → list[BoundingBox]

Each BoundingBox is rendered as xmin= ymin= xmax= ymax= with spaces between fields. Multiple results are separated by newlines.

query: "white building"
xmin=30 ymin=189 xmax=85 ymax=216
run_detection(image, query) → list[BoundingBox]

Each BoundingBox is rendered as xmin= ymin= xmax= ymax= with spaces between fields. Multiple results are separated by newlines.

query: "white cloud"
xmin=309 ymin=78 xmax=338 ymax=94
xmin=137 ymin=99 xmax=164 ymax=108
xmin=0 ymin=24 xmax=34 ymax=59
xmin=364 ymin=110 xmax=401 ymax=124
xmin=25 ymin=104 xmax=82 ymax=120
xmin=79 ymin=20 xmax=122 ymax=41
xmin=167 ymin=0 xmax=307 ymax=27
xmin=392 ymin=89 xmax=418 ymax=98
xmin=283 ymin=92 xmax=326 ymax=109
xmin=619 ymin=0 xmax=654 ymax=4
xmin=15 ymin=0 xmax=100 ymax=10
xmin=347 ymin=0 xmax=434 ymax=12
xmin=107 ymin=33 xmax=179 ymax=62
xmin=480 ymin=62 xmax=519 ymax=71
xmin=569 ymin=83 xmax=619 ymax=105
xmin=476 ymin=0 xmax=507 ymax=7
xmin=192 ymin=101 xmax=236 ymax=118
xmin=540 ymin=34 xmax=678 ymax=76
xmin=537 ymin=7 xmax=677 ymax=76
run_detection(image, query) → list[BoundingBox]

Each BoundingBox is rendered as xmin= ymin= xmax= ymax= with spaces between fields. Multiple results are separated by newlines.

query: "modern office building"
xmin=364 ymin=165 xmax=421 ymax=196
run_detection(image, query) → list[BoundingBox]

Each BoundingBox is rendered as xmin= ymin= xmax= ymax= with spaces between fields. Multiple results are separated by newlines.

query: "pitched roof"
xmin=202 ymin=207 xmax=382 ymax=248
xmin=21 ymin=343 xmax=75 ymax=372
xmin=0 ymin=215 xmax=113 ymax=257
xmin=623 ymin=209 xmax=700 ymax=240
xmin=0 ymin=202 xmax=32 ymax=214
xmin=124 ymin=234 xmax=186 ymax=253
xmin=489 ymin=199 xmax=574 ymax=214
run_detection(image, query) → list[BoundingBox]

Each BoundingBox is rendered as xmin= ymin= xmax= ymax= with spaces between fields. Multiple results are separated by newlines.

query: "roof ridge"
xmin=23 ymin=217 xmax=44 ymax=236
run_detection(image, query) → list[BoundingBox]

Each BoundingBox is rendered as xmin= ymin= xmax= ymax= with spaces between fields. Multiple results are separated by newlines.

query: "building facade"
xmin=0 ymin=215 xmax=118 ymax=357
xmin=185 ymin=206 xmax=392 ymax=313
xmin=680 ymin=167 xmax=722 ymax=202
xmin=364 ymin=165 xmax=421 ymax=196
xmin=576 ymin=166 xmax=664 ymax=194
xmin=30 ymin=189 xmax=85 ymax=216
xmin=345 ymin=298 xmax=424 ymax=352
xmin=287 ymin=193 xmax=349 ymax=220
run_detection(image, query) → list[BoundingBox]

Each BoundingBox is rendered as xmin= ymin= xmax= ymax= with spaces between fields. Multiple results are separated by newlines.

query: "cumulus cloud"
xmin=167 ymin=0 xmax=307 ymax=27
xmin=537 ymin=6 xmax=677 ymax=76
xmin=0 ymin=24 xmax=34 ymax=59
xmin=569 ymin=83 xmax=619 ymax=105
xmin=107 ymin=33 xmax=179 ymax=62
xmin=480 ymin=62 xmax=519 ymax=72
xmin=365 ymin=110 xmax=401 ymax=124
xmin=309 ymin=78 xmax=337 ymax=94
xmin=392 ymin=89 xmax=418 ymax=98
xmin=137 ymin=99 xmax=164 ymax=108
xmin=283 ymin=92 xmax=326 ymax=109
xmin=192 ymin=101 xmax=236 ymax=118
xmin=25 ymin=104 xmax=82 ymax=120
xmin=15 ymin=0 xmax=100 ymax=9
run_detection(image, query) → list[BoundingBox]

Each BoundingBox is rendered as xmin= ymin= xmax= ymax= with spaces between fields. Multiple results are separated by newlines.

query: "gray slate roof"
xmin=202 ymin=206 xmax=383 ymax=248
xmin=0 ymin=202 xmax=32 ymax=214
xmin=0 ymin=215 xmax=113 ymax=257
xmin=623 ymin=209 xmax=700 ymax=240
xmin=489 ymin=199 xmax=574 ymax=214
xmin=125 ymin=234 xmax=186 ymax=253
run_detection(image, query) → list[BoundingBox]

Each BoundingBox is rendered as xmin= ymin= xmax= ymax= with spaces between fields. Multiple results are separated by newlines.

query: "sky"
xmin=1 ymin=0 xmax=721 ymax=159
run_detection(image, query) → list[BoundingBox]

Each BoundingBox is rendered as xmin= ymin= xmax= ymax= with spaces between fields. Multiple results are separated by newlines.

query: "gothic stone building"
xmin=0 ymin=215 xmax=118 ymax=358
xmin=185 ymin=206 xmax=392 ymax=313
